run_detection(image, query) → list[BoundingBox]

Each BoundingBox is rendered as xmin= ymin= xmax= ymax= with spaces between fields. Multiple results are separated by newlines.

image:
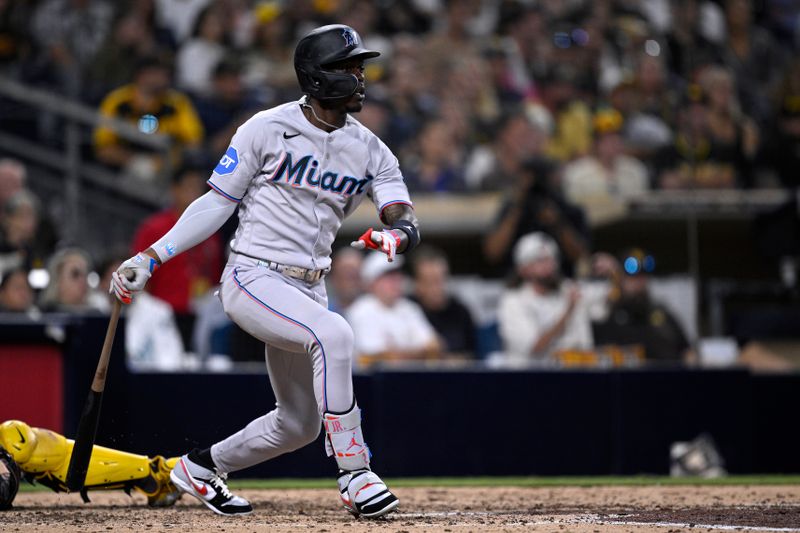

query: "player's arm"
xmin=110 ymin=190 xmax=236 ymax=303
xmin=351 ymin=137 xmax=420 ymax=261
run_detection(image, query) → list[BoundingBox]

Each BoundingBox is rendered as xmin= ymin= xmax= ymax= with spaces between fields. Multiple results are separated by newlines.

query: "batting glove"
xmin=351 ymin=228 xmax=402 ymax=262
xmin=109 ymin=252 xmax=159 ymax=304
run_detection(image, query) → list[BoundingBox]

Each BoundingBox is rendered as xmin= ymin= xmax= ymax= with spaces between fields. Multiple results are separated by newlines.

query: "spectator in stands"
xmin=698 ymin=64 xmax=760 ymax=187
xmin=240 ymin=2 xmax=295 ymax=99
xmin=540 ymin=65 xmax=593 ymax=163
xmin=94 ymin=56 xmax=204 ymax=177
xmin=346 ymin=253 xmax=441 ymax=366
xmin=484 ymin=158 xmax=590 ymax=276
xmin=39 ymin=247 xmax=100 ymax=313
xmin=410 ymin=246 xmax=477 ymax=358
xmin=594 ymin=249 xmax=691 ymax=364
xmin=126 ymin=286 xmax=186 ymax=372
xmin=193 ymin=60 xmax=264 ymax=157
xmin=497 ymin=232 xmax=609 ymax=363
xmin=0 ymin=267 xmax=36 ymax=315
xmin=0 ymin=159 xmax=26 ymax=219
xmin=382 ymin=37 xmax=431 ymax=150
xmin=722 ymin=0 xmax=786 ymax=124
xmin=0 ymin=0 xmax=34 ymax=72
xmin=175 ymin=5 xmax=227 ymax=97
xmin=30 ymin=0 xmax=113 ymax=97
xmin=562 ymin=108 xmax=649 ymax=207
xmin=402 ymin=119 xmax=466 ymax=192
xmin=664 ymin=0 xmax=723 ymax=79
xmin=465 ymin=111 xmax=549 ymax=191
xmin=153 ymin=0 xmax=210 ymax=45
xmin=131 ymin=164 xmax=223 ymax=344
xmin=326 ymin=247 xmax=364 ymax=315
xmin=610 ymin=54 xmax=681 ymax=159
xmin=88 ymin=2 xmax=162 ymax=102
xmin=764 ymin=59 xmax=800 ymax=188
xmin=0 ymin=190 xmax=49 ymax=273
xmin=653 ymin=85 xmax=739 ymax=189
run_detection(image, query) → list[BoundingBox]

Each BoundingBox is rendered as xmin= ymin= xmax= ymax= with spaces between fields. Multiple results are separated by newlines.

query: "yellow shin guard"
xmin=0 ymin=420 xmax=179 ymax=506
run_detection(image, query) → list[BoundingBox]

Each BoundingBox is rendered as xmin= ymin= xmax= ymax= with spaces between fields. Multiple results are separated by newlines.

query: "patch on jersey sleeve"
xmin=214 ymin=146 xmax=239 ymax=175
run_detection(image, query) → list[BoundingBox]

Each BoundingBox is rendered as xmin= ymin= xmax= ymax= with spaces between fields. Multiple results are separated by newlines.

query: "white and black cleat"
xmin=340 ymin=469 xmax=399 ymax=519
xmin=170 ymin=455 xmax=252 ymax=516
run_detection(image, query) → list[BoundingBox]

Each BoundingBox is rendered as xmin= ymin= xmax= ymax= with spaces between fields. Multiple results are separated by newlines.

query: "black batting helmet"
xmin=0 ymin=447 xmax=21 ymax=510
xmin=294 ymin=24 xmax=380 ymax=101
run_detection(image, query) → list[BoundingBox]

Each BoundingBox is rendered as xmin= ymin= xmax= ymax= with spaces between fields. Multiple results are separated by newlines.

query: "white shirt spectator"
xmin=346 ymin=294 xmax=437 ymax=358
xmin=176 ymin=38 xmax=225 ymax=96
xmin=126 ymin=292 xmax=185 ymax=371
xmin=562 ymin=155 xmax=649 ymax=205
xmin=498 ymin=280 xmax=609 ymax=363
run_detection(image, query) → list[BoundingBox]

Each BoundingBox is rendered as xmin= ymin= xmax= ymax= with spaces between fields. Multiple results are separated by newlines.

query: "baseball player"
xmin=110 ymin=25 xmax=419 ymax=518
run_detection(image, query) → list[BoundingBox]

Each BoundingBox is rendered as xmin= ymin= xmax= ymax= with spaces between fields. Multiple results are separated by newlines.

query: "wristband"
xmin=390 ymin=220 xmax=420 ymax=253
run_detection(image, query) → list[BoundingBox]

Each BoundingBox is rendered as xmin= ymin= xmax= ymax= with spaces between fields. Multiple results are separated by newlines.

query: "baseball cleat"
xmin=339 ymin=469 xmax=399 ymax=518
xmin=169 ymin=455 xmax=252 ymax=516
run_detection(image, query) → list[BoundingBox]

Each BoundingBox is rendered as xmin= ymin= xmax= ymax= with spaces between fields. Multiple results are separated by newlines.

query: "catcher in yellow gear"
xmin=0 ymin=420 xmax=179 ymax=507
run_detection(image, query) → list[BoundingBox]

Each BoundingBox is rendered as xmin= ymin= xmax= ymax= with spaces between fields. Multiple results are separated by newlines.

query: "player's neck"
xmin=302 ymin=98 xmax=346 ymax=132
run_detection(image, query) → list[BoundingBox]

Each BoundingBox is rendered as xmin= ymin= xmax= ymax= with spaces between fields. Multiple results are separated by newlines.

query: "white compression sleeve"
xmin=148 ymin=190 xmax=237 ymax=263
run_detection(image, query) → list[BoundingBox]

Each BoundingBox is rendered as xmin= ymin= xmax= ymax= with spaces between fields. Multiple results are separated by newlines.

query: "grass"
xmin=18 ymin=475 xmax=800 ymax=493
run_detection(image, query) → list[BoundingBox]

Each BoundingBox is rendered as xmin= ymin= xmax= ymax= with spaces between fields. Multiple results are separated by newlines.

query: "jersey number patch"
xmin=214 ymin=146 xmax=239 ymax=175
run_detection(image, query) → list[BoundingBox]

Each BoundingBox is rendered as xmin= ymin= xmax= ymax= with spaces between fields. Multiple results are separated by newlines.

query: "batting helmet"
xmin=0 ymin=447 xmax=21 ymax=510
xmin=294 ymin=24 xmax=380 ymax=101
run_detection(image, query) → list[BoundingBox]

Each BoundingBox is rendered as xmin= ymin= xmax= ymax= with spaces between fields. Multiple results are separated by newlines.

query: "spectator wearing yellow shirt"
xmin=540 ymin=65 xmax=593 ymax=162
xmin=94 ymin=56 xmax=204 ymax=178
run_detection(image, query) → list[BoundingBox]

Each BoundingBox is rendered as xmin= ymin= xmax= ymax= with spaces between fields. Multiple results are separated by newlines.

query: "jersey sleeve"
xmin=207 ymin=115 xmax=268 ymax=202
xmin=367 ymin=137 xmax=412 ymax=224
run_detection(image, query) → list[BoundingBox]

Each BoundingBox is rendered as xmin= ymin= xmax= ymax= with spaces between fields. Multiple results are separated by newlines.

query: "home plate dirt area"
xmin=5 ymin=485 xmax=800 ymax=532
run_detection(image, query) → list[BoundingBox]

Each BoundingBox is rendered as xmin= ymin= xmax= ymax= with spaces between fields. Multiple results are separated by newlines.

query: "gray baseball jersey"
xmin=207 ymin=98 xmax=411 ymax=271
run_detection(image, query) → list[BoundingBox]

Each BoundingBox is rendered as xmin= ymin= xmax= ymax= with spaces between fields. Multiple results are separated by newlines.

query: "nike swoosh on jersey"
xmin=16 ymin=427 xmax=26 ymax=444
xmin=283 ymin=132 xmax=301 ymax=139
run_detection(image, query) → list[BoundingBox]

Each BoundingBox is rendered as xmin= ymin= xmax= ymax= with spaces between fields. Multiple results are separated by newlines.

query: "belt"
xmin=232 ymin=250 xmax=329 ymax=284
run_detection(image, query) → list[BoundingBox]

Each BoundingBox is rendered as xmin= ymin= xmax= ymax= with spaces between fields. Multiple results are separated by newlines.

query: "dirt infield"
xmin=4 ymin=485 xmax=800 ymax=532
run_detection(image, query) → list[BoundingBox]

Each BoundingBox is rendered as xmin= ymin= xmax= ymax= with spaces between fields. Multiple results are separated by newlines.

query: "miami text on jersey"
xmin=271 ymin=151 xmax=373 ymax=196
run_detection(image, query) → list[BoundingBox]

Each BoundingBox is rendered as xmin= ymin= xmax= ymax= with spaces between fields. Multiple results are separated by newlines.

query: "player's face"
xmin=326 ymin=59 xmax=367 ymax=113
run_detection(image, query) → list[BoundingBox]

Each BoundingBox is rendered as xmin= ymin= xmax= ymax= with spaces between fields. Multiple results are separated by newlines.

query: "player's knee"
xmin=297 ymin=418 xmax=322 ymax=444
xmin=275 ymin=412 xmax=320 ymax=448
xmin=315 ymin=314 xmax=354 ymax=363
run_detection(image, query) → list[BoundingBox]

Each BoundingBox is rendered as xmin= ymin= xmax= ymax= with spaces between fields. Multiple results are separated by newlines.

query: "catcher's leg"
xmin=0 ymin=420 xmax=180 ymax=506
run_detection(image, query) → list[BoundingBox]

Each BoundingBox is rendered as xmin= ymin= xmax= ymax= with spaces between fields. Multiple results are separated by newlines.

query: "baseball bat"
xmin=65 ymin=298 xmax=123 ymax=492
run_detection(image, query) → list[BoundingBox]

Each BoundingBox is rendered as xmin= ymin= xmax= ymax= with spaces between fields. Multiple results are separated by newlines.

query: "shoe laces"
xmin=210 ymin=471 xmax=232 ymax=499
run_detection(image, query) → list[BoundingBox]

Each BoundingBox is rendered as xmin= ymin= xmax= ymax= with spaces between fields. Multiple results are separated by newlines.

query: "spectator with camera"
xmin=484 ymin=158 xmax=589 ymax=277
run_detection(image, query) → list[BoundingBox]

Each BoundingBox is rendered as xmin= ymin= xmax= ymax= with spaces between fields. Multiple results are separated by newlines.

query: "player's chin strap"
xmin=323 ymin=404 xmax=371 ymax=471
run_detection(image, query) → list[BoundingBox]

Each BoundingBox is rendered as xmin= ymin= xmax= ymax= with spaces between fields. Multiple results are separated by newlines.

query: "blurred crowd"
xmin=1 ymin=0 xmax=798 ymax=191
xmin=1 ymin=0 xmax=799 ymax=369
